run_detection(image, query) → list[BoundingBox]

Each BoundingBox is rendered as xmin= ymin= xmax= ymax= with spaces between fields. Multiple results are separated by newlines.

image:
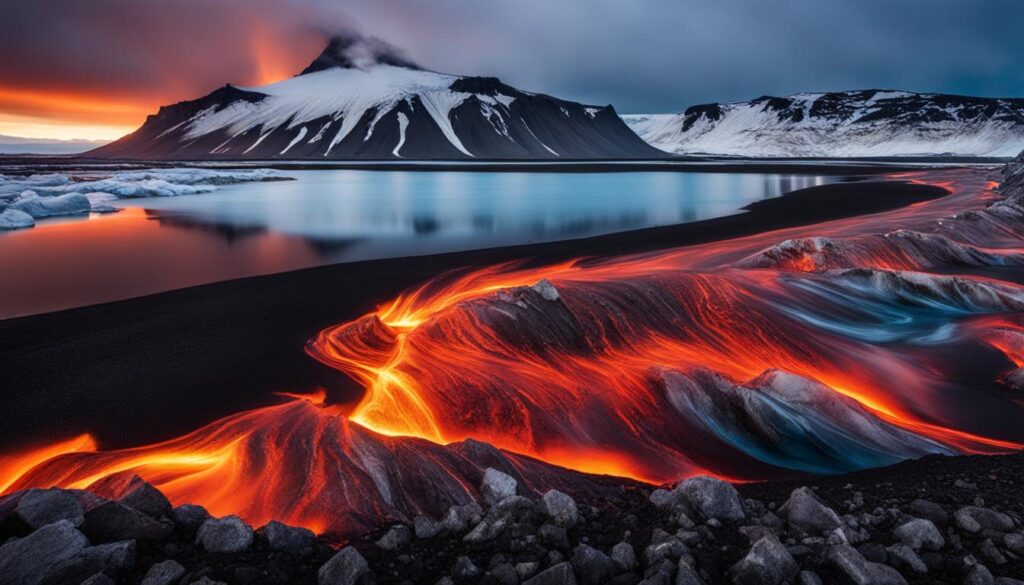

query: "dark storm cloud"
xmin=2 ymin=0 xmax=1023 ymax=116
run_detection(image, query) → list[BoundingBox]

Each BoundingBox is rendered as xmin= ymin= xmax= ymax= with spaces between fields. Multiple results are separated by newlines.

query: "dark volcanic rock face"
xmin=89 ymin=37 xmax=662 ymax=161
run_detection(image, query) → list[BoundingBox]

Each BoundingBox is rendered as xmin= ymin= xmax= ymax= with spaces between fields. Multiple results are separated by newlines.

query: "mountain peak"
xmin=300 ymin=35 xmax=419 ymax=75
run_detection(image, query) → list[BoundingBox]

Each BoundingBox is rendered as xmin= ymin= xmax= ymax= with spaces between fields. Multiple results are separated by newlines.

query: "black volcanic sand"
xmin=0 ymin=179 xmax=947 ymax=451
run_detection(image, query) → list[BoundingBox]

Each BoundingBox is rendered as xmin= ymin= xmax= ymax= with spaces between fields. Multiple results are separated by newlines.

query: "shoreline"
xmin=0 ymin=178 xmax=947 ymax=451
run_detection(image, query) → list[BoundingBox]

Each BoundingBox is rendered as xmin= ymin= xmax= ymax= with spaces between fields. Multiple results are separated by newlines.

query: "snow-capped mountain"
xmin=622 ymin=90 xmax=1024 ymax=157
xmin=91 ymin=36 xmax=660 ymax=160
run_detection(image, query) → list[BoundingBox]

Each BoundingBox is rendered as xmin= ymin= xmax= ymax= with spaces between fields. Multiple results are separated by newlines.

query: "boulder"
xmin=0 ymin=520 xmax=89 ymax=585
xmin=677 ymin=476 xmax=745 ymax=522
xmin=83 ymin=500 xmax=173 ymax=542
xmin=908 ymin=499 xmax=949 ymax=528
xmin=195 ymin=515 xmax=254 ymax=553
xmin=490 ymin=562 xmax=520 ymax=585
xmin=611 ymin=541 xmax=638 ymax=572
xmin=729 ymin=535 xmax=798 ymax=585
xmin=376 ymin=524 xmax=412 ymax=550
xmin=570 ymin=544 xmax=616 ymax=585
xmin=173 ymin=504 xmax=211 ymax=532
xmin=14 ymin=488 xmax=84 ymax=529
xmin=318 ymin=546 xmax=370 ymax=585
xmin=441 ymin=502 xmax=483 ymax=533
xmin=482 ymin=468 xmax=518 ymax=505
xmin=141 ymin=559 xmax=187 ymax=585
xmin=1004 ymin=533 xmax=1024 ymax=555
xmin=414 ymin=515 xmax=442 ymax=539
xmin=259 ymin=520 xmax=315 ymax=553
xmin=541 ymin=490 xmax=579 ymax=528
xmin=463 ymin=513 xmax=509 ymax=543
xmin=893 ymin=518 xmax=944 ymax=551
xmin=119 ymin=480 xmax=174 ymax=519
xmin=516 ymin=562 xmax=540 ymax=579
xmin=781 ymin=488 xmax=842 ymax=536
xmin=523 ymin=562 xmax=577 ymax=585
xmin=453 ymin=555 xmax=481 ymax=579
xmin=828 ymin=544 xmax=907 ymax=585
xmin=964 ymin=562 xmax=995 ymax=585
xmin=644 ymin=537 xmax=689 ymax=566
xmin=886 ymin=543 xmax=927 ymax=574
xmin=956 ymin=507 xmax=1015 ymax=533
xmin=676 ymin=560 xmax=704 ymax=585
xmin=539 ymin=523 xmax=570 ymax=550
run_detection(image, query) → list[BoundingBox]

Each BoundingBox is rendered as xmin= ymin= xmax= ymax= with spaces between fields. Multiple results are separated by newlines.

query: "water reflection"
xmin=1 ymin=170 xmax=844 ymax=318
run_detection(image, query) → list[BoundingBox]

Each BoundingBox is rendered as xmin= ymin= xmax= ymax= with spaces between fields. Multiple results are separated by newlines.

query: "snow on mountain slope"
xmin=623 ymin=90 xmax=1024 ymax=157
xmin=91 ymin=36 xmax=661 ymax=160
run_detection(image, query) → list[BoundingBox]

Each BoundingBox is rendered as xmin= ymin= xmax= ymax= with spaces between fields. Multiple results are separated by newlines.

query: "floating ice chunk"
xmin=0 ymin=208 xmax=35 ymax=230
xmin=10 ymin=191 xmax=91 ymax=218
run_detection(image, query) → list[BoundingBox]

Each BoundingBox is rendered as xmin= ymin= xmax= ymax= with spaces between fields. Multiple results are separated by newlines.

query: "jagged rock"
xmin=516 ymin=562 xmax=540 ymax=579
xmin=482 ymin=468 xmax=518 ymax=505
xmin=119 ymin=480 xmax=174 ymax=519
xmin=453 ymin=555 xmax=481 ymax=579
xmin=677 ymin=476 xmax=745 ymax=522
xmin=523 ymin=562 xmax=577 ymax=585
xmin=541 ymin=490 xmax=579 ymax=528
xmin=173 ymin=504 xmax=210 ymax=532
xmin=964 ymin=561 xmax=995 ymax=585
xmin=14 ymin=488 xmax=84 ymax=529
xmin=539 ymin=523 xmax=570 ymax=550
xmin=441 ymin=502 xmax=483 ymax=533
xmin=570 ymin=543 xmax=616 ymax=585
xmin=464 ymin=513 xmax=509 ymax=542
xmin=908 ymin=499 xmax=949 ymax=528
xmin=955 ymin=507 xmax=1014 ymax=533
xmin=612 ymin=541 xmax=638 ymax=571
xmin=644 ymin=537 xmax=689 ymax=566
xmin=84 ymin=500 xmax=173 ymax=542
xmin=0 ymin=520 xmax=88 ymax=585
xmin=58 ymin=539 xmax=136 ymax=582
xmin=259 ymin=520 xmax=315 ymax=552
xmin=376 ymin=524 xmax=412 ymax=550
xmin=414 ymin=515 xmax=442 ymax=539
xmin=893 ymin=517 xmax=945 ymax=551
xmin=490 ymin=562 xmax=520 ymax=585
xmin=782 ymin=488 xmax=843 ymax=536
xmin=195 ymin=515 xmax=254 ymax=553
xmin=829 ymin=544 xmax=907 ymax=585
xmin=676 ymin=560 xmax=704 ymax=585
xmin=979 ymin=538 xmax=1006 ymax=565
xmin=887 ymin=543 xmax=927 ymax=574
xmin=141 ymin=559 xmax=187 ymax=585
xmin=729 ymin=535 xmax=798 ymax=585
xmin=318 ymin=546 xmax=369 ymax=585
xmin=1004 ymin=533 xmax=1024 ymax=554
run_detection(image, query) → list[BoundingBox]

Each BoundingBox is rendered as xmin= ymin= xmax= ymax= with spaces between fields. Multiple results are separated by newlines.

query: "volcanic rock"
xmin=611 ymin=541 xmax=638 ymax=572
xmin=781 ymin=487 xmax=843 ymax=536
xmin=453 ymin=555 xmax=482 ymax=579
xmin=259 ymin=520 xmax=315 ymax=552
xmin=118 ymin=480 xmax=174 ymax=519
xmin=539 ymin=523 xmax=570 ymax=550
xmin=677 ymin=476 xmax=745 ymax=522
xmin=490 ymin=562 xmax=520 ymax=585
xmin=570 ymin=543 xmax=616 ymax=585
xmin=195 ymin=515 xmax=254 ymax=553
xmin=893 ymin=517 xmax=945 ymax=551
xmin=523 ymin=561 xmax=577 ymax=585
xmin=173 ymin=504 xmax=211 ymax=532
xmin=141 ymin=559 xmax=186 ymax=585
xmin=729 ymin=534 xmax=798 ymax=585
xmin=908 ymin=499 xmax=949 ymax=528
xmin=828 ymin=544 xmax=907 ymax=585
xmin=541 ymin=490 xmax=579 ymax=528
xmin=14 ymin=488 xmax=84 ymax=529
xmin=886 ymin=543 xmax=927 ymax=574
xmin=482 ymin=468 xmax=519 ymax=505
xmin=376 ymin=524 xmax=412 ymax=550
xmin=318 ymin=546 xmax=370 ymax=585
xmin=956 ymin=507 xmax=1015 ymax=533
xmin=0 ymin=520 xmax=89 ymax=585
xmin=441 ymin=502 xmax=483 ymax=533
xmin=413 ymin=515 xmax=442 ymax=539
xmin=84 ymin=500 xmax=174 ymax=542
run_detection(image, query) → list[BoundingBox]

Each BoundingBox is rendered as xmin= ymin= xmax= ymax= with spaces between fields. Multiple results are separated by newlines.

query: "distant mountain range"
xmin=90 ymin=36 xmax=660 ymax=160
xmin=623 ymin=90 xmax=1024 ymax=157
xmin=0 ymin=135 xmax=107 ymax=155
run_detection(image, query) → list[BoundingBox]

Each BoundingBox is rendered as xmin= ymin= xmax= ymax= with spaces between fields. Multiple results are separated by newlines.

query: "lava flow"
xmin=3 ymin=166 xmax=1024 ymax=535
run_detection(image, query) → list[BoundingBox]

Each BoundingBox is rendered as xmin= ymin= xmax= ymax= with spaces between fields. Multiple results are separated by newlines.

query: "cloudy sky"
xmin=2 ymin=0 xmax=1022 ymax=140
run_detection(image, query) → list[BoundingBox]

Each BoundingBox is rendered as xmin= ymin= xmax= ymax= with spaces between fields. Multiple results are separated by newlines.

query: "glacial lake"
xmin=0 ymin=169 xmax=847 ymax=318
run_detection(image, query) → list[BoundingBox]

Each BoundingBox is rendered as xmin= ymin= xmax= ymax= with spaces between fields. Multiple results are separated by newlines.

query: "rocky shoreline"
xmin=2 ymin=452 xmax=1023 ymax=585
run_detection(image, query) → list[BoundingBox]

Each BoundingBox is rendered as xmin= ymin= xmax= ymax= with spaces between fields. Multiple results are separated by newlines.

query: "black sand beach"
xmin=0 ymin=179 xmax=947 ymax=451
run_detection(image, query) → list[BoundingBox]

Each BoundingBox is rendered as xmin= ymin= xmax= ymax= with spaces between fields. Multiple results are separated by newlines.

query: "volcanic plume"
xmin=3 ymin=158 xmax=1024 ymax=536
